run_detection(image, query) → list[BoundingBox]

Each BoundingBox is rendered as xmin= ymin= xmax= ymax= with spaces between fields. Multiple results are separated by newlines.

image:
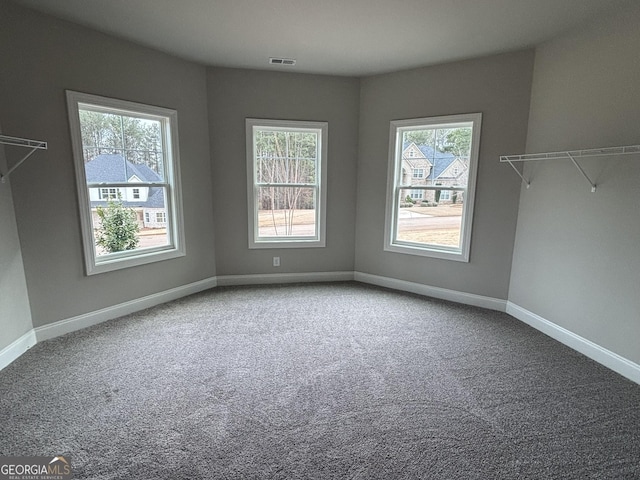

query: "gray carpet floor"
xmin=1 ymin=282 xmax=639 ymax=479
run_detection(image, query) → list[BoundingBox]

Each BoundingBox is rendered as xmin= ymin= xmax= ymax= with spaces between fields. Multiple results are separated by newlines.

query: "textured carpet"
xmin=1 ymin=282 xmax=639 ymax=479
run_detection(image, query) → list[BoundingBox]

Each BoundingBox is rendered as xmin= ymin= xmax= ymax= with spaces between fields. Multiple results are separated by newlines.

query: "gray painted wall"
xmin=0 ymin=2 xmax=216 ymax=328
xmin=207 ymin=68 xmax=359 ymax=276
xmin=8 ymin=0 xmax=635 ymax=375
xmin=355 ymin=51 xmax=534 ymax=299
xmin=509 ymin=3 xmax=640 ymax=363
xmin=0 ymin=141 xmax=33 ymax=351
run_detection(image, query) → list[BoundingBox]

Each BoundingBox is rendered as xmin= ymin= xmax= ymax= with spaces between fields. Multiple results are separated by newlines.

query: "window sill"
xmin=384 ymin=242 xmax=469 ymax=262
xmin=87 ymin=246 xmax=186 ymax=275
xmin=249 ymin=239 xmax=326 ymax=249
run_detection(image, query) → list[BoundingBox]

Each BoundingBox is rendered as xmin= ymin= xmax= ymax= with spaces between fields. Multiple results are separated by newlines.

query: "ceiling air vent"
xmin=269 ymin=57 xmax=296 ymax=66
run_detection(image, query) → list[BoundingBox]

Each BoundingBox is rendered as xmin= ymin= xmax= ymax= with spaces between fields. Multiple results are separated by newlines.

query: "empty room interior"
xmin=1 ymin=0 xmax=639 ymax=478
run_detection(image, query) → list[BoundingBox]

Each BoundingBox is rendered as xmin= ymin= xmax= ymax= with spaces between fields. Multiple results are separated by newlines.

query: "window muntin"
xmin=67 ymin=91 xmax=185 ymax=275
xmin=99 ymin=187 xmax=119 ymax=200
xmin=246 ymin=119 xmax=327 ymax=248
xmin=385 ymin=113 xmax=481 ymax=262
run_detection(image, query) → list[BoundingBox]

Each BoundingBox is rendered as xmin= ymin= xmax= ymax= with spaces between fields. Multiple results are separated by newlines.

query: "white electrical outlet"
xmin=273 ymin=256 xmax=280 ymax=267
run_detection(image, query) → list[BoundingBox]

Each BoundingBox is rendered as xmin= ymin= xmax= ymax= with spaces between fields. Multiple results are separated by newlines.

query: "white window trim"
xmin=66 ymin=90 xmax=186 ymax=275
xmin=384 ymin=113 xmax=482 ymax=262
xmin=246 ymin=118 xmax=327 ymax=249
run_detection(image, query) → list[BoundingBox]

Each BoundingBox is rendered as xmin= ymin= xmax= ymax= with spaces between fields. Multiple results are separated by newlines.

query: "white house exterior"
xmin=84 ymin=154 xmax=167 ymax=228
xmin=401 ymin=142 xmax=469 ymax=204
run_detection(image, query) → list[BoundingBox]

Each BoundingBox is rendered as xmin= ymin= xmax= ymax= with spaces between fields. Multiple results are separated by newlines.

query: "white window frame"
xmin=66 ymin=90 xmax=186 ymax=275
xmin=246 ymin=118 xmax=327 ymax=249
xmin=412 ymin=168 xmax=424 ymax=179
xmin=384 ymin=113 xmax=482 ymax=262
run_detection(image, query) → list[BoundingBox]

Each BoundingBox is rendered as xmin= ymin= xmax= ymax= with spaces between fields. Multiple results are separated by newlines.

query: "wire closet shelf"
xmin=500 ymin=144 xmax=640 ymax=192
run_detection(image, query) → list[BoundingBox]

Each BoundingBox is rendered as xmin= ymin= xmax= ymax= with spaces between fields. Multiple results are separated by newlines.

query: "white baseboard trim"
xmin=216 ymin=271 xmax=354 ymax=287
xmin=0 ymin=329 xmax=37 ymax=371
xmin=354 ymin=271 xmax=507 ymax=312
xmin=34 ymin=276 xmax=218 ymax=342
xmin=6 ymin=272 xmax=638 ymax=386
xmin=506 ymin=302 xmax=640 ymax=385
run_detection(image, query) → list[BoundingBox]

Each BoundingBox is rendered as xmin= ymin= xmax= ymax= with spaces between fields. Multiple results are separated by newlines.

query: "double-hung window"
xmin=246 ymin=119 xmax=327 ymax=248
xmin=384 ymin=113 xmax=481 ymax=262
xmin=66 ymin=91 xmax=185 ymax=275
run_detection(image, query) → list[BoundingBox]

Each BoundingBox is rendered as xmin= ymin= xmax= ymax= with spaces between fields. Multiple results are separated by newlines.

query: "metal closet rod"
xmin=0 ymin=134 xmax=48 ymax=183
xmin=499 ymin=144 xmax=640 ymax=192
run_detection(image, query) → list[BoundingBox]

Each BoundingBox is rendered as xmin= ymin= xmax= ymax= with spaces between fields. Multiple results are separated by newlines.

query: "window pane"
xmin=90 ymin=185 xmax=170 ymax=257
xmin=396 ymin=188 xmax=465 ymax=248
xmin=256 ymin=186 xmax=316 ymax=238
xmin=79 ymin=107 xmax=165 ymax=181
xmin=255 ymin=130 xmax=317 ymax=184
xmin=400 ymin=126 xmax=471 ymax=188
xmin=79 ymin=110 xmax=123 ymax=161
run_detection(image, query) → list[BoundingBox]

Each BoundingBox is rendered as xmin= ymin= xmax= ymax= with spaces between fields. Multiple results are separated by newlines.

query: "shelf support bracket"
xmin=566 ymin=152 xmax=597 ymax=192
xmin=504 ymin=159 xmax=530 ymax=189
xmin=0 ymin=135 xmax=48 ymax=184
xmin=1 ymin=147 xmax=39 ymax=183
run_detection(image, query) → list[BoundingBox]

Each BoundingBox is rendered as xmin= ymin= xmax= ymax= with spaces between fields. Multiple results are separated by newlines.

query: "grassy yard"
xmin=398 ymin=203 xmax=463 ymax=247
xmin=258 ymin=209 xmax=316 ymax=227
xmin=398 ymin=228 xmax=461 ymax=246
xmin=255 ymin=205 xmax=463 ymax=246
xmin=403 ymin=203 xmax=463 ymax=217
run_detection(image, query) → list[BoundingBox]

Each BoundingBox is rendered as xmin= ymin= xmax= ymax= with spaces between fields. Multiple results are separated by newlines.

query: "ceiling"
xmin=12 ymin=0 xmax=626 ymax=77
